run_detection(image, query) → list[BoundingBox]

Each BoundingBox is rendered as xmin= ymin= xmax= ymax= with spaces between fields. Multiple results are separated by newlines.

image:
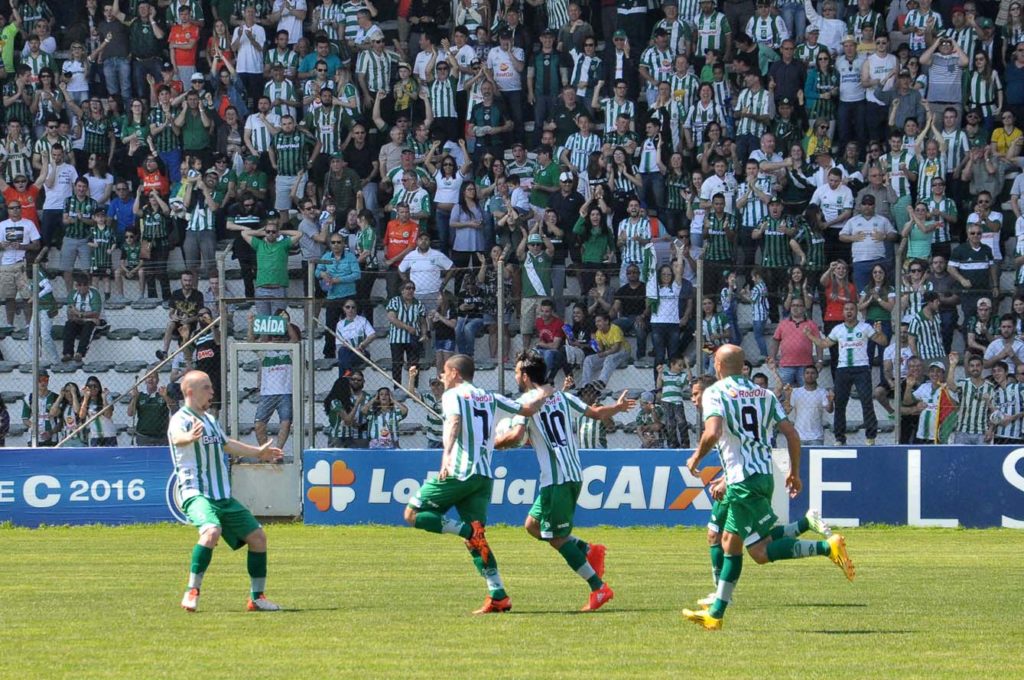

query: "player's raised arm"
xmin=225 ymin=438 xmax=284 ymax=463
xmin=777 ymin=419 xmax=802 ymax=498
xmin=585 ymin=390 xmax=637 ymax=419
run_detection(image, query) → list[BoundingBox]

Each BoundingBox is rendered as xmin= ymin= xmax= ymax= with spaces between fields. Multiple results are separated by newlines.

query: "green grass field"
xmin=1 ymin=524 xmax=1021 ymax=679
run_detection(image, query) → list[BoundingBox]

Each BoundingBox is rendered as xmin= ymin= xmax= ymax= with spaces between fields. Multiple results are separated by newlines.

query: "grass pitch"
xmin=1 ymin=524 xmax=1021 ymax=679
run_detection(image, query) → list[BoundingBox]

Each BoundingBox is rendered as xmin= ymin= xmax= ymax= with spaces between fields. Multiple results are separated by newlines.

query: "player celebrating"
xmin=682 ymin=345 xmax=855 ymax=631
xmin=403 ymin=354 xmax=554 ymax=614
xmin=495 ymin=351 xmax=637 ymax=612
xmin=169 ymin=370 xmax=285 ymax=613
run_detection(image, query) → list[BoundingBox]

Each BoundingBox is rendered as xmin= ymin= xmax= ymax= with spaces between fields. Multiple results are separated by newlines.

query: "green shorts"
xmin=721 ymin=473 xmax=777 ymax=547
xmin=183 ymin=495 xmax=261 ymax=551
xmin=408 ymin=474 xmax=493 ymax=524
xmin=528 ymin=481 xmax=581 ymax=539
xmin=707 ymin=497 xmax=728 ymax=534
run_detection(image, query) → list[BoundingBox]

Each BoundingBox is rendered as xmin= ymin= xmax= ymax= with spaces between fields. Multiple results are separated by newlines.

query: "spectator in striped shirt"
xmin=386 ymin=280 xmax=428 ymax=389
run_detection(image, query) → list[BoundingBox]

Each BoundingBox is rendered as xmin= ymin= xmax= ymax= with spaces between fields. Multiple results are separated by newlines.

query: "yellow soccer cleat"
xmin=682 ymin=608 xmax=723 ymax=630
xmin=827 ymin=533 xmax=856 ymax=582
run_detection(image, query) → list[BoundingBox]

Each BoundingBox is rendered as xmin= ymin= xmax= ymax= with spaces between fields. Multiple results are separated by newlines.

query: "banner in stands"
xmin=303 ymin=449 xmax=726 ymax=526
xmin=792 ymin=446 xmax=1024 ymax=528
xmin=0 ymin=447 xmax=184 ymax=527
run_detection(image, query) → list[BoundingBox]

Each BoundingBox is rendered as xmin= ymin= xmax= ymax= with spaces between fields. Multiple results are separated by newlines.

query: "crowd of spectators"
xmin=6 ymin=0 xmax=1024 ymax=448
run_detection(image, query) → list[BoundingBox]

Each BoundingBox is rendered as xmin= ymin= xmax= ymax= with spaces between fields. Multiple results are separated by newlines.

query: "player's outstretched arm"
xmin=225 ymin=438 xmax=284 ymax=463
xmin=778 ymin=419 xmax=802 ymax=498
xmin=585 ymin=390 xmax=637 ymax=419
xmin=687 ymin=415 xmax=722 ymax=474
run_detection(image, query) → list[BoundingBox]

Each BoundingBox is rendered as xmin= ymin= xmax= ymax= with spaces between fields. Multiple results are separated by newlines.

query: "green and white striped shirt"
xmin=305 ymin=104 xmax=343 ymax=156
xmin=617 ymin=216 xmax=651 ymax=265
xmin=702 ymin=375 xmax=785 ymax=484
xmin=563 ymin=131 xmax=603 ymax=172
xmin=427 ymin=76 xmax=458 ymax=118
xmin=341 ymin=0 xmax=368 ymax=40
xmin=955 ymin=378 xmax=993 ymax=435
xmin=880 ymin=150 xmax=917 ymax=197
xmin=993 ymin=382 xmax=1024 ymax=440
xmin=273 ymin=130 xmax=308 ymax=176
xmin=913 ymin=382 xmax=945 ymax=441
xmin=264 ymin=79 xmax=297 ymax=119
xmin=367 ymin=407 xmax=405 ymax=448
xmin=314 ymin=2 xmax=346 ymax=41
xmin=703 ymin=212 xmax=734 ymax=262
xmin=578 ymin=412 xmax=608 ymax=449
xmin=734 ymin=87 xmax=771 ymax=138
xmin=941 ymin=128 xmax=968 ymax=172
xmin=694 ymin=11 xmax=730 ymax=55
xmin=909 ymin=310 xmax=944 ymax=361
xmin=545 ymin=0 xmax=570 ymax=29
xmin=703 ymin=311 xmax=730 ymax=348
xmin=423 ymin=392 xmax=443 ymax=444
xmin=661 ymin=369 xmax=688 ymax=404
xmin=386 ymin=295 xmax=424 ymax=344
xmin=266 ymin=46 xmax=300 ymax=75
xmin=441 ymin=381 xmax=522 ymax=480
xmin=640 ymin=46 xmax=675 ymax=94
xmin=186 ymin=192 xmax=215 ymax=232
xmin=168 ymin=406 xmax=231 ymax=501
xmin=356 ymin=49 xmax=396 ymax=93
xmin=925 ymin=197 xmax=956 ymax=244
xmin=916 ymin=157 xmax=945 ymax=199
xmin=967 ymin=71 xmax=1002 ymax=119
xmin=738 ymin=177 xmax=771 ymax=228
xmin=599 ymin=97 xmax=635 ymax=132
xmin=519 ymin=390 xmax=588 ymax=488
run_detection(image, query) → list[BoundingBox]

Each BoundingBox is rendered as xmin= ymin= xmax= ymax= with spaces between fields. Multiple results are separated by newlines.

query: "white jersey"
xmin=702 ymin=375 xmax=786 ymax=484
xmin=517 ymin=390 xmax=589 ymax=487
xmin=259 ymin=350 xmax=293 ymax=395
xmin=442 ymin=382 xmax=521 ymax=480
xmin=789 ymin=386 xmax=829 ymax=441
xmin=827 ymin=321 xmax=874 ymax=369
xmin=167 ymin=407 xmax=231 ymax=501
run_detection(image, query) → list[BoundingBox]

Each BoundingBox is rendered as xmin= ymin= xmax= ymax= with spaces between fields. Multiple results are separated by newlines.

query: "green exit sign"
xmin=253 ymin=315 xmax=287 ymax=336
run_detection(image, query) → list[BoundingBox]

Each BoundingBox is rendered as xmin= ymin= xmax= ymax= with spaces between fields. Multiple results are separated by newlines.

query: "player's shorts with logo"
xmin=408 ymin=473 xmax=492 ymax=524
xmin=529 ymin=481 xmax=582 ymax=539
xmin=707 ymin=497 xmax=729 ymax=533
xmin=183 ymin=496 xmax=261 ymax=550
xmin=721 ymin=473 xmax=777 ymax=546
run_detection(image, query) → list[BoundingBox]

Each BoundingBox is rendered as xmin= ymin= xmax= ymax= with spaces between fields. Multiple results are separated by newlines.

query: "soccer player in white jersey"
xmin=404 ymin=354 xmax=553 ymax=614
xmin=495 ymin=352 xmax=636 ymax=612
xmin=682 ymin=345 xmax=855 ymax=631
xmin=169 ymin=371 xmax=285 ymax=613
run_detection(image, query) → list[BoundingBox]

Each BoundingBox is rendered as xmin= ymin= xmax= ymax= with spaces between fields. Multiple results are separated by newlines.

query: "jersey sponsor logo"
xmin=196 ymin=348 xmax=214 ymax=361
xmin=727 ymin=388 xmax=769 ymax=399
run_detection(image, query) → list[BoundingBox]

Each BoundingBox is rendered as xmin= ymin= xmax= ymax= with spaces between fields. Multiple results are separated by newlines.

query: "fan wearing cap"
xmin=794 ymin=24 xmax=828 ymax=67
xmin=802 ymin=0 xmax=844 ymax=54
xmin=692 ymin=1 xmax=731 ymax=73
xmin=907 ymin=359 xmax=950 ymax=444
xmin=355 ymin=35 xmax=398 ymax=109
xmin=920 ymin=28 xmax=969 ymax=126
xmin=746 ymin=0 xmax=788 ymax=51
xmin=638 ymin=28 xmax=673 ymax=107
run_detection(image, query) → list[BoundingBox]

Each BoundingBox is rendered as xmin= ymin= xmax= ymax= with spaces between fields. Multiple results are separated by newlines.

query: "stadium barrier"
xmin=3 ymin=446 xmax=1022 ymax=529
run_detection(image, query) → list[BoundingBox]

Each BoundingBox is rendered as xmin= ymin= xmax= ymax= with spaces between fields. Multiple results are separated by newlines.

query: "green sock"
xmin=247 ymin=550 xmax=267 ymax=599
xmin=557 ymin=542 xmax=603 ymax=591
xmin=569 ymin=535 xmax=590 ymax=554
xmin=766 ymin=537 xmax=831 ymax=562
xmin=468 ymin=547 xmax=507 ymax=599
xmin=769 ymin=516 xmax=812 ymax=541
xmin=414 ymin=513 xmax=473 ymax=538
xmin=188 ymin=544 xmax=213 ymax=589
xmin=709 ymin=554 xmax=742 ymax=619
xmin=709 ymin=543 xmax=724 ymax=585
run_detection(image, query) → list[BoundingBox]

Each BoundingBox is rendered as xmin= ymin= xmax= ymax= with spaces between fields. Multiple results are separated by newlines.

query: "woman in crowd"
xmin=362 ymin=387 xmax=408 ymax=449
xmin=78 ymin=375 xmax=116 ymax=447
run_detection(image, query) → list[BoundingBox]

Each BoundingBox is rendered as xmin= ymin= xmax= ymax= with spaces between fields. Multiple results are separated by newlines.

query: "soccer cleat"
xmin=465 ymin=521 xmax=491 ymax=565
xmin=472 ymin=596 xmax=512 ymax=614
xmin=682 ymin=608 xmax=723 ymax=630
xmin=827 ymin=534 xmax=856 ymax=582
xmin=586 ymin=544 xmax=607 ymax=578
xmin=581 ymin=583 xmax=614 ymax=612
xmin=180 ymin=588 xmax=200 ymax=612
xmin=805 ymin=508 xmax=833 ymax=537
xmin=246 ymin=594 xmax=282 ymax=611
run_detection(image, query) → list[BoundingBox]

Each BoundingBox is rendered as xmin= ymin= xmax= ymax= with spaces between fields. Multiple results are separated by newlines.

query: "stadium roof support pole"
xmin=54 ymin=315 xmax=223 ymax=448
xmin=497 ymin=259 xmax=506 ymax=394
xmin=217 ymin=254 xmax=229 ymax=434
xmin=30 ymin=263 xmax=40 ymax=448
xmin=894 ymin=252 xmax=903 ymax=446
xmin=306 ymin=263 xmax=316 ymax=454
xmin=695 ymin=257 xmax=704 ymax=440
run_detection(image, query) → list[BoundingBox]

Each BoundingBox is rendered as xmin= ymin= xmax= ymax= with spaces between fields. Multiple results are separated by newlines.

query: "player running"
xmin=692 ymin=375 xmax=835 ymax=608
xmin=403 ymin=354 xmax=554 ymax=614
xmin=169 ymin=370 xmax=285 ymax=613
xmin=495 ymin=351 xmax=637 ymax=612
xmin=682 ymin=345 xmax=855 ymax=631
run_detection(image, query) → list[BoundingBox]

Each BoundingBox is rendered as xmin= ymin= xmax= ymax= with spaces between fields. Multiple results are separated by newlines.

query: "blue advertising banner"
xmin=0 ymin=447 xmax=184 ymax=527
xmin=303 ymin=449 xmax=723 ymax=526
xmin=791 ymin=445 xmax=1024 ymax=528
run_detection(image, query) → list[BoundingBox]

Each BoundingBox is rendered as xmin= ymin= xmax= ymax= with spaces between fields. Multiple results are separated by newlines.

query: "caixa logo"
xmin=165 ymin=473 xmax=189 ymax=524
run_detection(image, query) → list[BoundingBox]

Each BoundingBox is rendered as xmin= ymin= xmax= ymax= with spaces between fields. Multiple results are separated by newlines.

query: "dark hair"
xmin=515 ymin=350 xmax=548 ymax=385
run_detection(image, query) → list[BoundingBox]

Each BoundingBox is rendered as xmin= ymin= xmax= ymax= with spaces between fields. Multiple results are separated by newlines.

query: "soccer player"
xmin=495 ymin=351 xmax=637 ymax=612
xmin=403 ymin=354 xmax=554 ymax=614
xmin=169 ymin=370 xmax=285 ymax=613
xmin=682 ymin=345 xmax=855 ymax=631
xmin=693 ymin=374 xmax=833 ymax=608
